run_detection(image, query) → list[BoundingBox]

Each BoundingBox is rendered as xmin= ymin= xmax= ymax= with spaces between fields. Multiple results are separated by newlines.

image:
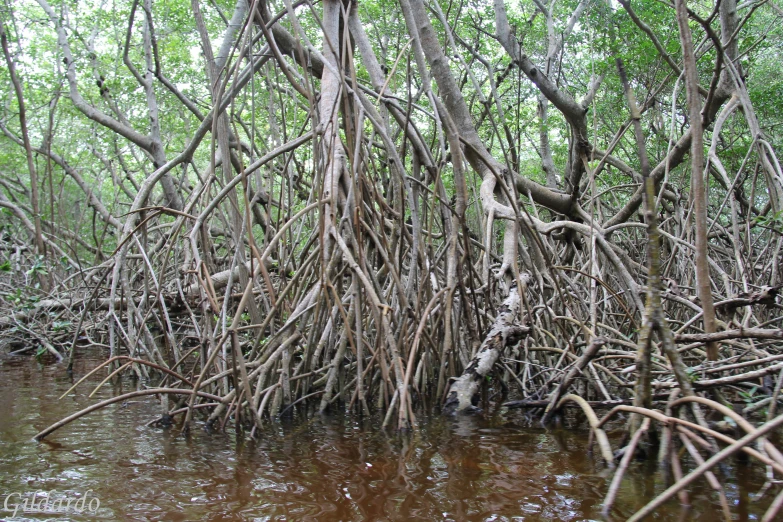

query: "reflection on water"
xmin=0 ymin=350 xmax=767 ymax=521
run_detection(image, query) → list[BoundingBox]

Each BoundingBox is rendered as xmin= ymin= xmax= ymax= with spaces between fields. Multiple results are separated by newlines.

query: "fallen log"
xmin=505 ymin=398 xmax=634 ymax=409
xmin=443 ymin=284 xmax=530 ymax=415
xmin=674 ymin=327 xmax=783 ymax=343
xmin=0 ymin=297 xmax=135 ymax=328
xmin=619 ymin=361 xmax=783 ymax=390
xmin=715 ymin=285 xmax=780 ymax=316
xmin=0 ymin=294 xmax=191 ymax=329
xmin=183 ymin=257 xmax=275 ymax=295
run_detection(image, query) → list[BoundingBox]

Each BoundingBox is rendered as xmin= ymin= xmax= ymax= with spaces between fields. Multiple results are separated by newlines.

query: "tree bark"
xmin=676 ymin=0 xmax=719 ymax=360
xmin=0 ymin=21 xmax=46 ymax=260
xmin=443 ymin=286 xmax=530 ymax=415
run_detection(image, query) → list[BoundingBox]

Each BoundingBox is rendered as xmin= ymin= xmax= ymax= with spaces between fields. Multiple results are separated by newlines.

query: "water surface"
xmin=0 ymin=349 xmax=767 ymax=520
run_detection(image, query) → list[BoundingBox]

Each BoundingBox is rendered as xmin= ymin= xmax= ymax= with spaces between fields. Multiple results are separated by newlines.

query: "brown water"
xmin=0 ymin=349 xmax=769 ymax=521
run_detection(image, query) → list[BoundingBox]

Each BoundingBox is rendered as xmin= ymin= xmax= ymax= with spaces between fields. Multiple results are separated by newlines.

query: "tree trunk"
xmin=676 ymin=0 xmax=719 ymax=361
xmin=443 ymin=285 xmax=530 ymax=415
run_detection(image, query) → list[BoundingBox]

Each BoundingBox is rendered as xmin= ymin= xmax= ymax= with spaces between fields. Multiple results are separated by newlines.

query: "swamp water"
xmin=0 ymin=349 xmax=769 ymax=521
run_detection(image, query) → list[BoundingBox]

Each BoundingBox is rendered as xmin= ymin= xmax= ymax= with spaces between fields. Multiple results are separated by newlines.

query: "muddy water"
xmin=0 ymin=350 xmax=767 ymax=521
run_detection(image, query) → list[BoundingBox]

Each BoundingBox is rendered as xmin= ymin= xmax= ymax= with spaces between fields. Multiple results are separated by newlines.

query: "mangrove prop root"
xmin=34 ymin=388 xmax=225 ymax=441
